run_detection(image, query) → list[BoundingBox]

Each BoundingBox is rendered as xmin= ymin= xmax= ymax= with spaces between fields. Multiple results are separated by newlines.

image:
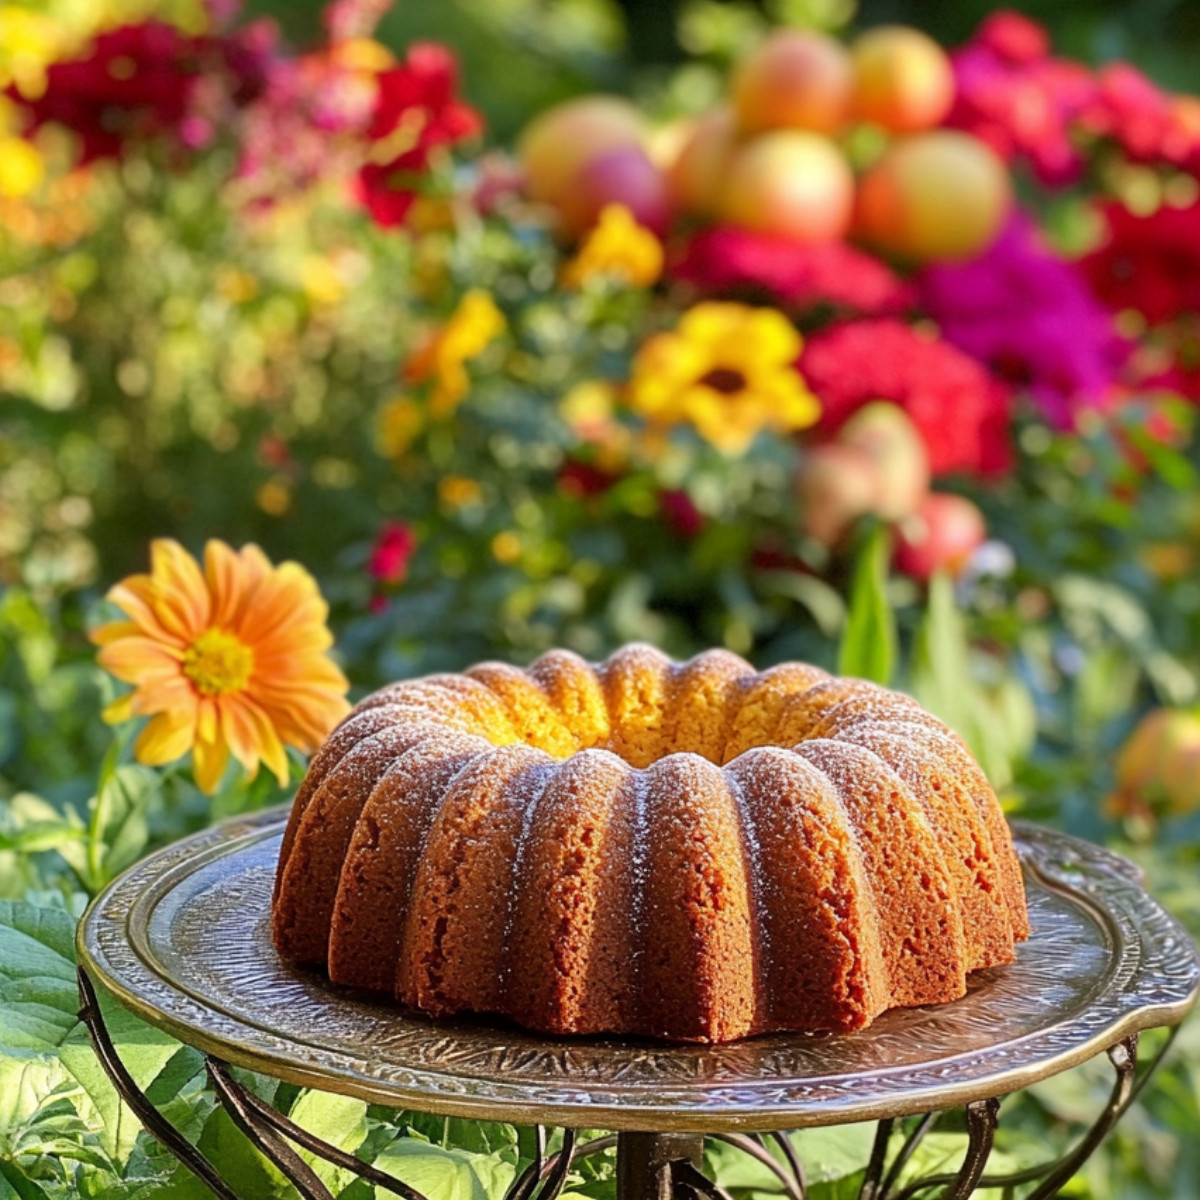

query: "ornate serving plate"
xmin=77 ymin=810 xmax=1198 ymax=1132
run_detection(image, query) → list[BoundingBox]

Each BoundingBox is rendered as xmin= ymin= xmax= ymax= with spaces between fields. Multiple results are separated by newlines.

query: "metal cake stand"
xmin=76 ymin=811 xmax=1199 ymax=1200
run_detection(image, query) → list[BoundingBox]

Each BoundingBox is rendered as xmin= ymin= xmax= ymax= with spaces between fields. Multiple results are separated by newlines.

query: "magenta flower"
xmin=947 ymin=12 xmax=1093 ymax=186
xmin=921 ymin=212 xmax=1128 ymax=428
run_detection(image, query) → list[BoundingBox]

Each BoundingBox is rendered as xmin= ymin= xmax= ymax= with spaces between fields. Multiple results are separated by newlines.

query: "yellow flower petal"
xmin=204 ymin=538 xmax=246 ymax=630
xmin=97 ymin=637 xmax=184 ymax=685
xmin=134 ymin=711 xmax=196 ymax=767
xmin=192 ymin=732 xmax=230 ymax=795
xmin=149 ymin=539 xmax=212 ymax=640
xmin=102 ymin=693 xmax=136 ymax=724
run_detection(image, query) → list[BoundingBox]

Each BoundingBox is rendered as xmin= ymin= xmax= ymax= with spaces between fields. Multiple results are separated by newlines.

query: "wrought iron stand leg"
xmin=859 ymin=1118 xmax=895 ymax=1200
xmin=206 ymin=1057 xmax=433 ymax=1200
xmin=944 ymin=1099 xmax=1000 ymax=1200
xmin=616 ymin=1132 xmax=706 ymax=1200
xmin=76 ymin=966 xmax=240 ymax=1200
xmin=1022 ymin=1035 xmax=1138 ymax=1200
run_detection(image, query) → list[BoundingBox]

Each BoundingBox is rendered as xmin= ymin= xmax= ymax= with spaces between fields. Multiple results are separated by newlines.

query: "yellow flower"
xmin=627 ymin=302 xmax=819 ymax=454
xmin=438 ymin=475 xmax=483 ymax=511
xmin=562 ymin=204 xmax=663 ymax=290
xmin=0 ymin=7 xmax=67 ymax=96
xmin=91 ymin=539 xmax=351 ymax=794
xmin=491 ymin=531 xmax=522 ymax=563
xmin=299 ymin=254 xmax=346 ymax=307
xmin=559 ymin=380 xmax=635 ymax=471
xmin=0 ymin=136 xmax=43 ymax=198
xmin=405 ymin=289 xmax=505 ymax=418
xmin=377 ymin=395 xmax=425 ymax=459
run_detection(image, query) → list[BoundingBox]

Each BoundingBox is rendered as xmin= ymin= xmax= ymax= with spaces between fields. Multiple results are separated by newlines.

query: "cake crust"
xmin=271 ymin=644 xmax=1029 ymax=1043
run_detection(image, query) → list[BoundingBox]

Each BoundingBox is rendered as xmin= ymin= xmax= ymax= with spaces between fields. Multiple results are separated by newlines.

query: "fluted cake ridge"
xmin=272 ymin=643 xmax=1029 ymax=1043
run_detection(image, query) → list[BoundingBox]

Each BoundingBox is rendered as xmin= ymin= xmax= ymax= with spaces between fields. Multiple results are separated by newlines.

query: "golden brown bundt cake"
xmin=272 ymin=644 xmax=1028 ymax=1043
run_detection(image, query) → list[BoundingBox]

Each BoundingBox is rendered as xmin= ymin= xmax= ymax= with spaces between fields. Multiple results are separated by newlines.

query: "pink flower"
xmin=948 ymin=10 xmax=1200 ymax=181
xmin=368 ymin=521 xmax=416 ymax=586
xmin=1080 ymin=64 xmax=1200 ymax=170
xmin=670 ymin=226 xmax=913 ymax=317
xmin=974 ymin=10 xmax=1048 ymax=63
xmin=947 ymin=10 xmax=1092 ymax=186
xmin=230 ymin=21 xmax=383 ymax=210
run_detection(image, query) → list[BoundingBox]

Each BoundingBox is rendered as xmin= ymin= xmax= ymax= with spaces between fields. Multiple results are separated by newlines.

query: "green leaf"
xmin=91 ymin=765 xmax=160 ymax=886
xmin=195 ymin=1105 xmax=288 ymax=1200
xmin=707 ymin=1124 xmax=877 ymax=1190
xmin=910 ymin=575 xmax=1036 ymax=789
xmin=892 ymin=1131 xmax=1028 ymax=1187
xmin=838 ymin=527 xmax=895 ymax=685
xmin=0 ymin=895 xmax=182 ymax=1161
xmin=288 ymin=1089 xmax=368 ymax=1192
xmin=59 ymin=992 xmax=180 ymax=1161
xmin=0 ymin=1055 xmax=72 ymax=1150
xmin=911 ymin=571 xmax=970 ymax=734
xmin=789 ymin=1124 xmax=878 ymax=1184
xmin=371 ymin=1141 xmax=516 ymax=1200
xmin=0 ymin=1159 xmax=52 ymax=1200
xmin=0 ymin=900 xmax=79 ymax=1053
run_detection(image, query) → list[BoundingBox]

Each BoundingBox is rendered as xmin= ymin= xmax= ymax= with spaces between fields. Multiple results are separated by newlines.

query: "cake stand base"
xmin=74 ymin=813 xmax=1199 ymax=1200
xmin=71 ymin=978 xmax=1170 ymax=1200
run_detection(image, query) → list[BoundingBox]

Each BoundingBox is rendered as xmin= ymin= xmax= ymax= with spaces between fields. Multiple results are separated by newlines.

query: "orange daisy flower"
xmin=91 ymin=539 xmax=351 ymax=794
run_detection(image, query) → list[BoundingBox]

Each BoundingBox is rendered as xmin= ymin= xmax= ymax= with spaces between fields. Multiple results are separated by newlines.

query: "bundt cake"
xmin=272 ymin=644 xmax=1029 ymax=1044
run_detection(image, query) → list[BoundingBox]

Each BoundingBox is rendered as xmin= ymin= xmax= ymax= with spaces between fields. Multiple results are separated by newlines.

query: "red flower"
xmin=356 ymin=42 xmax=482 ymax=228
xmin=368 ymin=521 xmax=416 ymax=586
xmin=659 ymin=489 xmax=705 ymax=539
xmin=801 ymin=320 xmax=1012 ymax=477
xmin=8 ymin=20 xmax=265 ymax=163
xmin=670 ymin=226 xmax=913 ymax=317
xmin=1081 ymin=200 xmax=1200 ymax=326
xmin=557 ymin=459 xmax=621 ymax=498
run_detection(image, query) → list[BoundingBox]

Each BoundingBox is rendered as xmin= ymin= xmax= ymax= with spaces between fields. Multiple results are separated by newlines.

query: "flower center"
xmin=697 ymin=367 xmax=747 ymax=395
xmin=183 ymin=629 xmax=254 ymax=696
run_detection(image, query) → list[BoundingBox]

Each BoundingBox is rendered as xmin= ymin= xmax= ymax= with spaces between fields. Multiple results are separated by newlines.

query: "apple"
xmin=855 ymin=130 xmax=1011 ymax=262
xmin=718 ymin=131 xmax=854 ymax=243
xmin=894 ymin=493 xmax=986 ymax=580
xmin=666 ymin=106 xmax=739 ymax=217
xmin=796 ymin=443 xmax=880 ymax=548
xmin=851 ymin=25 xmax=955 ymax=133
xmin=836 ymin=402 xmax=929 ymax=521
xmin=554 ymin=143 xmax=672 ymax=236
xmin=1112 ymin=708 xmax=1200 ymax=819
xmin=732 ymin=29 xmax=853 ymax=135
xmin=518 ymin=96 xmax=645 ymax=208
